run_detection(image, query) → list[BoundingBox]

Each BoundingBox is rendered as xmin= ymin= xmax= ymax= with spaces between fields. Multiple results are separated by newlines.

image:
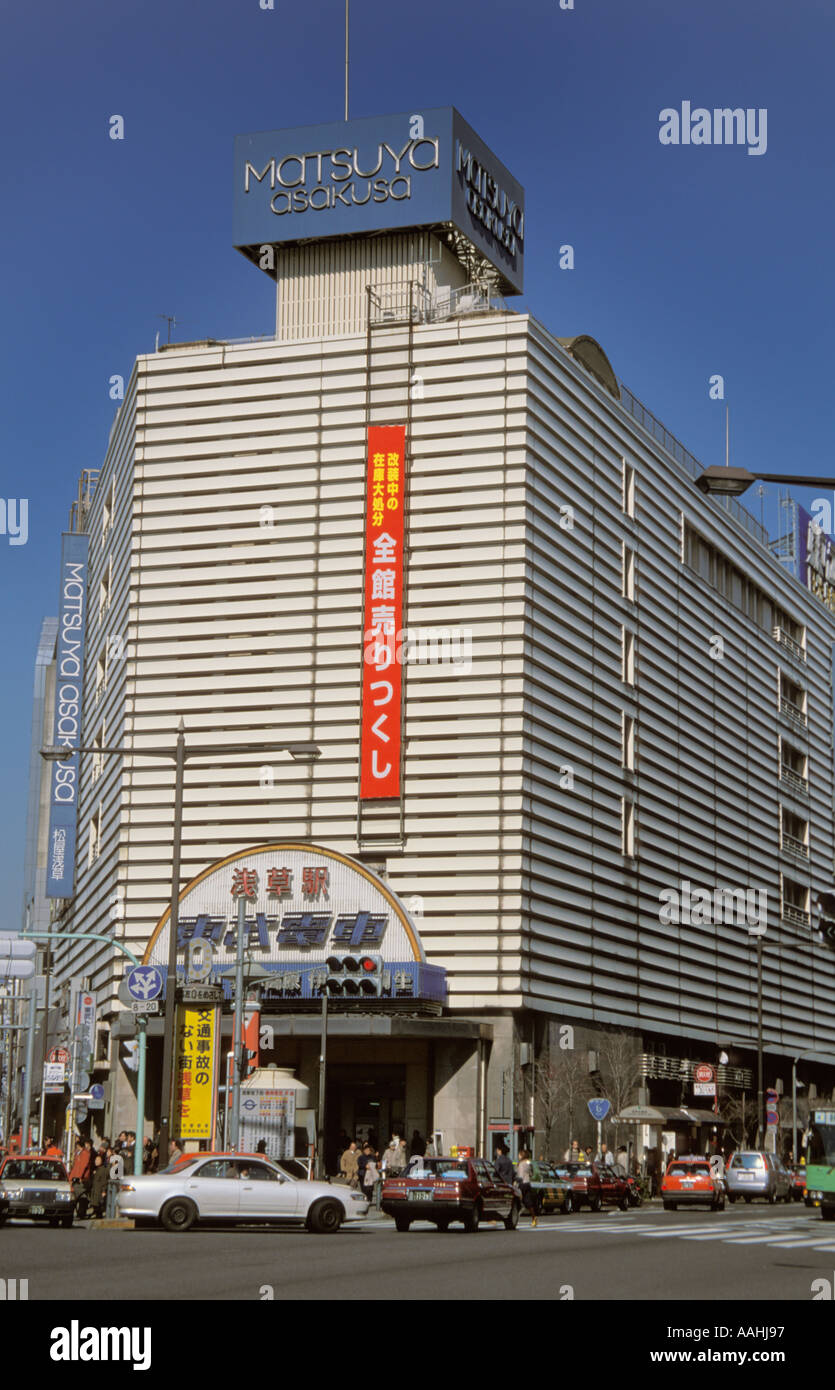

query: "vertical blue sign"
xmin=46 ymin=532 xmax=89 ymax=897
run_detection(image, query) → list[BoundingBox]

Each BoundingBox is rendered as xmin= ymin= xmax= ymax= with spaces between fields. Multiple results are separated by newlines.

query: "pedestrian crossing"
xmin=512 ymin=1213 xmax=835 ymax=1253
xmin=371 ymin=1212 xmax=835 ymax=1253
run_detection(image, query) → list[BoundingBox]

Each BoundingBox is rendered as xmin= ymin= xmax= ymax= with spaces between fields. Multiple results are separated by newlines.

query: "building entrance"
xmin=326 ymin=1064 xmax=406 ymax=1171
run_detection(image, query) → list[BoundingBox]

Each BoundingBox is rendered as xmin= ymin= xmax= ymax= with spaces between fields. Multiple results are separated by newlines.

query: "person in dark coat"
xmin=493 ymin=1144 xmax=515 ymax=1185
xmin=409 ymin=1130 xmax=426 ymax=1157
xmin=88 ymin=1154 xmax=109 ymax=1219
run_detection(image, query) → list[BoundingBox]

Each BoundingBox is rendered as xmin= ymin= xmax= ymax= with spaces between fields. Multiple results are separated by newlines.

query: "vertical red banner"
xmin=360 ymin=424 xmax=406 ymax=799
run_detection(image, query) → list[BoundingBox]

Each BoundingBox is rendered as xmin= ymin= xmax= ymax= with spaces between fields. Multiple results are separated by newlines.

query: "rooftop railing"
xmin=619 ymin=384 xmax=769 ymax=549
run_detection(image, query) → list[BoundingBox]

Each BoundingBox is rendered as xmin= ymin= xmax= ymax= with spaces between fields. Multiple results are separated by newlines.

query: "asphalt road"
xmin=2 ymin=1202 xmax=833 ymax=1301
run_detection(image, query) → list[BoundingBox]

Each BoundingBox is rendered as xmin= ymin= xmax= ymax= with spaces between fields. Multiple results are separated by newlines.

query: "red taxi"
xmin=661 ymin=1156 xmax=725 ymax=1211
xmin=553 ymin=1161 xmax=631 ymax=1211
xmin=381 ymin=1155 xmax=520 ymax=1232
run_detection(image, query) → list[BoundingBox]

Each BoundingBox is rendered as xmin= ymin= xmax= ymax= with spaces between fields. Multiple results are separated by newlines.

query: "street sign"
xmin=88 ymin=1083 xmax=105 ymax=1111
xmin=126 ymin=966 xmax=163 ymax=1003
xmin=588 ymin=1098 xmax=611 ymax=1122
xmin=129 ymin=999 xmax=159 ymax=1014
xmin=180 ymin=985 xmax=223 ymax=1003
xmin=43 ymin=1061 xmax=65 ymax=1085
xmin=43 ymin=1062 xmax=66 ymax=1094
xmin=74 ymin=1071 xmax=90 ymax=1092
xmin=693 ymin=1063 xmax=716 ymax=1097
xmin=48 ymin=1047 xmax=70 ymax=1065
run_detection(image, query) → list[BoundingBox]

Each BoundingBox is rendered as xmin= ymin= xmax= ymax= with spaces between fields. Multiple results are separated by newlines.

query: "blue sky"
xmin=1 ymin=0 xmax=833 ymax=917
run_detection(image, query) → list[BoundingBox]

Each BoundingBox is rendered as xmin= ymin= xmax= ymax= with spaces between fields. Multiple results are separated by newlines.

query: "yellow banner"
xmin=174 ymin=1005 xmax=218 ymax=1140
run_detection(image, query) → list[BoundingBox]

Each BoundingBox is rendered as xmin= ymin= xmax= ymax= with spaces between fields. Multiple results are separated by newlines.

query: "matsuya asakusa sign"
xmin=143 ymin=843 xmax=446 ymax=1005
xmin=233 ymin=107 xmax=525 ymax=295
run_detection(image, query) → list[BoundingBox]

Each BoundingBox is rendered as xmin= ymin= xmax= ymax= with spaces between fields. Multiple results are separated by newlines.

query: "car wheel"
xmin=589 ymin=1193 xmax=602 ymax=1213
xmin=618 ymin=1195 xmax=630 ymax=1211
xmin=306 ymin=1199 xmax=343 ymax=1235
xmin=727 ymin=1193 xmax=736 ymax=1203
xmin=563 ymin=1193 xmax=573 ymax=1215
xmin=767 ymin=1188 xmax=777 ymax=1205
xmin=160 ymin=1197 xmax=197 ymax=1233
xmin=394 ymin=1215 xmax=411 ymax=1233
xmin=435 ymin=1218 xmax=450 ymax=1231
xmin=744 ymin=1195 xmax=752 ymax=1204
xmin=713 ymin=1196 xmax=725 ymax=1211
xmin=504 ymin=1200 xmax=520 ymax=1230
xmin=462 ymin=1203 xmax=480 ymax=1233
xmin=48 ymin=1216 xmax=60 ymax=1228
xmin=822 ymin=1207 xmax=835 ymax=1222
xmin=61 ymin=1214 xmax=74 ymax=1228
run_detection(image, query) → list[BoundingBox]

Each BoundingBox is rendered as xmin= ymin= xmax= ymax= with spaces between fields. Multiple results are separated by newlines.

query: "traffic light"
xmin=325 ymin=953 xmax=383 ymax=997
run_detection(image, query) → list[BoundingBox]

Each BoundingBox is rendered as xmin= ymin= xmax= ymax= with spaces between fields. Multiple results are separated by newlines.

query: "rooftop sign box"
xmin=233 ymin=107 xmax=525 ymax=295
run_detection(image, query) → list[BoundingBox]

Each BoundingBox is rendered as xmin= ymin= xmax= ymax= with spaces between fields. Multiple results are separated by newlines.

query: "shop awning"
xmin=614 ymin=1105 xmax=720 ymax=1126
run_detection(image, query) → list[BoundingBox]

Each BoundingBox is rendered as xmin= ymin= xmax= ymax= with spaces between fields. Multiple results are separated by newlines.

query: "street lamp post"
xmin=792 ymin=1052 xmax=810 ymax=1165
xmin=697 ymin=467 xmax=835 ymax=497
xmin=41 ymin=732 xmax=320 ymax=1167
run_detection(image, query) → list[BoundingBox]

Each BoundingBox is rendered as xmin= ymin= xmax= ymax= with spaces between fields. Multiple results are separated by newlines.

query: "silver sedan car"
xmin=117 ymin=1154 xmax=368 ymax=1232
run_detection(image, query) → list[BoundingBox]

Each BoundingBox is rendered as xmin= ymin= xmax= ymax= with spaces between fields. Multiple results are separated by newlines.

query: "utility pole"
xmin=316 ymin=991 xmax=328 ymax=1179
xmin=228 ymin=895 xmax=247 ymax=1151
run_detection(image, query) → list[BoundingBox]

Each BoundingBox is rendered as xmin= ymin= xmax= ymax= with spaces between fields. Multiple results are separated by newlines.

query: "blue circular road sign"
xmin=587 ymin=1098 xmax=611 ymax=1122
xmin=126 ymin=966 xmax=164 ymax=1003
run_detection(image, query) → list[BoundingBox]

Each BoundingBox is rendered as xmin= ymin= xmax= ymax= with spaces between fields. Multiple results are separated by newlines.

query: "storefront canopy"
xmin=614 ymin=1105 xmax=720 ymax=1127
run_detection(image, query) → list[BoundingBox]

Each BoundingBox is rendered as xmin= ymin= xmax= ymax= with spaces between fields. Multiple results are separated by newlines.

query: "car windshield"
xmin=2 ymin=1160 xmax=66 ymax=1181
xmin=729 ymin=1153 xmax=765 ymax=1169
xmin=405 ymin=1158 xmax=468 ymax=1180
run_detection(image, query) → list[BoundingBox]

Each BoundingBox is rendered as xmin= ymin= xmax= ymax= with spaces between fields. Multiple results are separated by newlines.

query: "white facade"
xmin=38 ymin=251 xmax=835 ymax=1142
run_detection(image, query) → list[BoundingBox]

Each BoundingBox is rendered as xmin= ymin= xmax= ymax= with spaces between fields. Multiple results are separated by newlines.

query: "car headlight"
xmin=57 ymin=1192 xmax=73 ymax=1201
xmin=4 ymin=1188 xmax=22 ymax=1200
xmin=349 ymin=1192 xmax=367 ymax=1202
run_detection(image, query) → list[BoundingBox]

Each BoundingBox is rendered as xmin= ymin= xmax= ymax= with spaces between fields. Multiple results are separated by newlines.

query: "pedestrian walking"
xmin=69 ymin=1138 xmax=94 ymax=1218
xmin=88 ymin=1154 xmax=109 ymax=1219
xmin=381 ymin=1133 xmax=406 ymax=1176
xmin=493 ymin=1143 xmax=514 ymax=1186
xmin=409 ymin=1129 xmax=427 ymax=1158
xmin=516 ymin=1148 xmax=538 ymax=1226
xmin=340 ymin=1140 xmax=360 ymax=1188
xmin=361 ymin=1147 xmax=379 ymax=1207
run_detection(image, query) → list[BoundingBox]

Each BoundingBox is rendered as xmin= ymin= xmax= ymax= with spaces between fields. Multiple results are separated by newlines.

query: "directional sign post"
xmin=126 ymin=966 xmax=163 ymax=1006
xmin=588 ymin=1097 xmax=611 ymax=1160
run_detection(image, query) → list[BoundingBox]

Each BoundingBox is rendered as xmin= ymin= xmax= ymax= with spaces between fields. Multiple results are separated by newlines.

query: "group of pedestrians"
xmin=339 ymin=1130 xmax=429 ymax=1208
xmin=65 ymin=1130 xmax=161 ymax=1219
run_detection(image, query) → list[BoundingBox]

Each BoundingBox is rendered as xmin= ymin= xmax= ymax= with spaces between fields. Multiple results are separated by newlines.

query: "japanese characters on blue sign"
xmin=46 ymin=532 xmax=90 ymax=897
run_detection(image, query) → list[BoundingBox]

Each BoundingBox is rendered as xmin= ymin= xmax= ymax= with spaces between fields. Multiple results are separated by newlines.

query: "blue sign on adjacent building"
xmin=233 ymin=107 xmax=525 ymax=294
xmin=46 ymin=531 xmax=90 ymax=898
